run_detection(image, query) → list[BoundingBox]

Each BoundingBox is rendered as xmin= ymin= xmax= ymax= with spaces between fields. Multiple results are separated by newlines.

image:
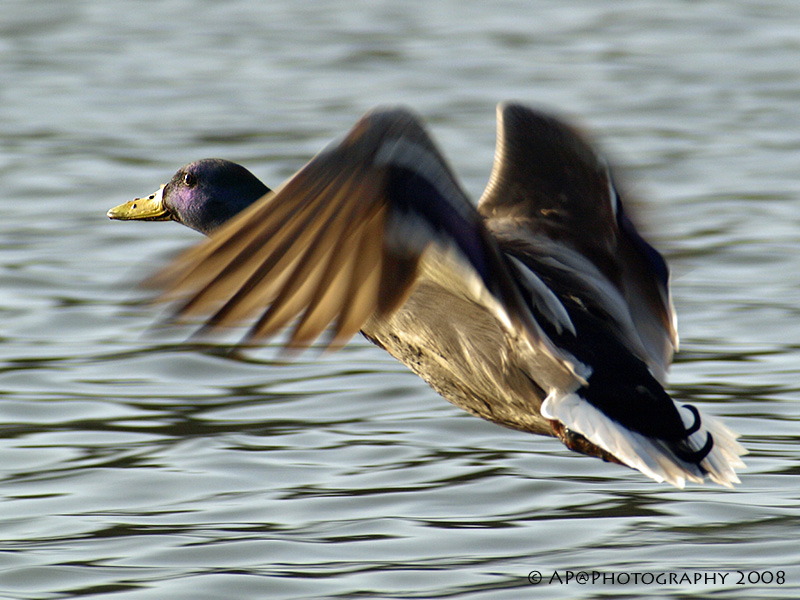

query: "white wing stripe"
xmin=508 ymin=255 xmax=576 ymax=336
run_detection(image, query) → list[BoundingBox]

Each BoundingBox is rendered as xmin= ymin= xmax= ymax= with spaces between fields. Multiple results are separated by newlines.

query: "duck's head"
xmin=108 ymin=158 xmax=271 ymax=235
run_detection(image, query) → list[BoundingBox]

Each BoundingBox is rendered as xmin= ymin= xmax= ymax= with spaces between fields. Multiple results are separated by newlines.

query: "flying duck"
xmin=108 ymin=103 xmax=745 ymax=487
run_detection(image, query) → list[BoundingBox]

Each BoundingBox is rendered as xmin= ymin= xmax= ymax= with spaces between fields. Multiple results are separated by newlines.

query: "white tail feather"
xmin=542 ymin=392 xmax=746 ymax=488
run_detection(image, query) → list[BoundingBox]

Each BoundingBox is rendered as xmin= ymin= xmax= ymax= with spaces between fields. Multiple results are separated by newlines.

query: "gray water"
xmin=2 ymin=1 xmax=800 ymax=598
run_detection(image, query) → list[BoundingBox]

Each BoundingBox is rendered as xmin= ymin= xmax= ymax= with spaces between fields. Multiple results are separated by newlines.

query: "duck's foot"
xmin=549 ymin=419 xmax=624 ymax=466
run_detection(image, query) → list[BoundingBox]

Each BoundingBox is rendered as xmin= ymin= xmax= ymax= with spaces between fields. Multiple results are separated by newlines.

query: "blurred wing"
xmin=479 ymin=102 xmax=678 ymax=380
xmin=152 ymin=107 xmax=579 ymax=380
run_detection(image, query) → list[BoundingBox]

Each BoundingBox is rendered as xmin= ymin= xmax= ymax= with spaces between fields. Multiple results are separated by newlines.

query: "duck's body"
xmin=109 ymin=103 xmax=745 ymax=487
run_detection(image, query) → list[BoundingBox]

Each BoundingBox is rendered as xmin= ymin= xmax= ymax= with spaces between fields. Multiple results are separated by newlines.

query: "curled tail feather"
xmin=542 ymin=393 xmax=746 ymax=488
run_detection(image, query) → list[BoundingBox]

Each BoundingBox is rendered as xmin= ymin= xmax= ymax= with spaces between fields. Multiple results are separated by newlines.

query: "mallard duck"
xmin=108 ymin=103 xmax=745 ymax=487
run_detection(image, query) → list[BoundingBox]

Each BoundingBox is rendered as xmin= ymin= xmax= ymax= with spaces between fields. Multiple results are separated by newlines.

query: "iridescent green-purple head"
xmin=108 ymin=159 xmax=270 ymax=235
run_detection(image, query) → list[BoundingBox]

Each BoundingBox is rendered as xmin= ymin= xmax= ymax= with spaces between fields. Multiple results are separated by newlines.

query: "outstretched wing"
xmin=478 ymin=104 xmax=743 ymax=486
xmin=479 ymin=102 xmax=678 ymax=381
xmin=152 ymin=107 xmax=580 ymax=382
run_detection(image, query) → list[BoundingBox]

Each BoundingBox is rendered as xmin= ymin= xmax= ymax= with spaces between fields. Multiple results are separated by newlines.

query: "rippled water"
xmin=2 ymin=1 xmax=800 ymax=598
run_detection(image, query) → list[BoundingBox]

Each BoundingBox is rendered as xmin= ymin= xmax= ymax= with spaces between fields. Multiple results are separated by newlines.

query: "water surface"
xmin=1 ymin=1 xmax=800 ymax=598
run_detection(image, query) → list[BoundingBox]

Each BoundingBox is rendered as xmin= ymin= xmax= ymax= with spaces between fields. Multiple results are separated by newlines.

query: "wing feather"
xmin=332 ymin=204 xmax=386 ymax=345
xmin=479 ymin=102 xmax=677 ymax=377
xmin=204 ymin=176 xmax=359 ymax=329
xmin=153 ymin=107 xmax=570 ymax=363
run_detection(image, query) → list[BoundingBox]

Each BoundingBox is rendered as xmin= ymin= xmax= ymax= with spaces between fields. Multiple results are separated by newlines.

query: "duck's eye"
xmin=183 ymin=172 xmax=197 ymax=187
